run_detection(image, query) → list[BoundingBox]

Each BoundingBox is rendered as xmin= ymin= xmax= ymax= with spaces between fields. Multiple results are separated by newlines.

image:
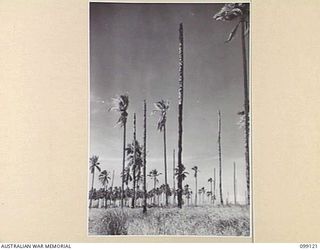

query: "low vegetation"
xmin=89 ymin=205 xmax=250 ymax=236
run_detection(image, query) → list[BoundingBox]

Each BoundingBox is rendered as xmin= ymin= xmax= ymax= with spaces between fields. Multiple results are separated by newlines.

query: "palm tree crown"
xmin=121 ymin=167 xmax=132 ymax=187
xmin=126 ymin=140 xmax=143 ymax=178
xmin=191 ymin=166 xmax=199 ymax=178
xmin=175 ymin=164 xmax=189 ymax=181
xmin=99 ymin=170 xmax=111 ymax=187
xmin=213 ymin=3 xmax=249 ymax=21
xmin=90 ymin=155 xmax=101 ymax=174
xmin=109 ymin=95 xmax=129 ymax=126
xmin=214 ymin=3 xmax=249 ymax=43
xmin=148 ymin=169 xmax=162 ymax=181
xmin=153 ymin=100 xmax=169 ymax=132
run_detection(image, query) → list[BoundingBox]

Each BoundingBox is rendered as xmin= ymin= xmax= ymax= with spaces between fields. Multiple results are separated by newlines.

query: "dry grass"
xmin=88 ymin=205 xmax=250 ymax=236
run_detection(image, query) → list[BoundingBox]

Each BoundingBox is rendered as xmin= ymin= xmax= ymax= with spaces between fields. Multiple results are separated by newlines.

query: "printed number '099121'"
xmin=300 ymin=244 xmax=318 ymax=248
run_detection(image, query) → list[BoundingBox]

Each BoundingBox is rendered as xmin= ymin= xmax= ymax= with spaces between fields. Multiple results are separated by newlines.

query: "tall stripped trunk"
xmin=233 ymin=162 xmax=237 ymax=205
xmin=241 ymin=19 xmax=250 ymax=206
xmin=210 ymin=180 xmax=213 ymax=204
xmin=153 ymin=178 xmax=156 ymax=204
xmin=173 ymin=149 xmax=176 ymax=205
xmin=202 ymin=190 xmax=205 ymax=204
xmin=194 ymin=175 xmax=197 ymax=206
xmin=163 ymin=124 xmax=168 ymax=206
xmin=131 ymin=113 xmax=137 ymax=208
xmin=177 ymin=23 xmax=184 ymax=209
xmin=143 ymin=100 xmax=147 ymax=213
xmin=213 ymin=168 xmax=216 ymax=205
xmin=111 ymin=170 xmax=114 ymax=188
xmin=104 ymin=184 xmax=108 ymax=209
xmin=89 ymin=169 xmax=95 ymax=208
xmin=109 ymin=170 xmax=114 ymax=207
xmin=218 ymin=110 xmax=223 ymax=205
xmin=121 ymin=122 xmax=126 ymax=209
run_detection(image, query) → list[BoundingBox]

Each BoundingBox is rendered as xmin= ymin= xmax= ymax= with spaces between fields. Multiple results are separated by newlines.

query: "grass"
xmin=88 ymin=205 xmax=250 ymax=236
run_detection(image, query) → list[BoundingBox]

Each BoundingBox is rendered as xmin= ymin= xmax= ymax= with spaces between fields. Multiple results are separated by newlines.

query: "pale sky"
xmin=89 ymin=3 xmax=249 ymax=204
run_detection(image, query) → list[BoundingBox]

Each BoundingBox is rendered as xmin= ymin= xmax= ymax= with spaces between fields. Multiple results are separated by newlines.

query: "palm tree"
xmin=214 ymin=3 xmax=250 ymax=205
xmin=99 ymin=170 xmax=111 ymax=208
xmin=175 ymin=164 xmax=188 ymax=207
xmin=89 ymin=155 xmax=101 ymax=208
xmin=177 ymin=23 xmax=184 ymax=209
xmin=172 ymin=149 xmax=176 ymax=205
xmin=208 ymin=177 xmax=213 ymax=204
xmin=109 ymin=94 xmax=129 ymax=209
xmin=125 ymin=113 xmax=142 ymax=208
xmin=153 ymin=100 xmax=169 ymax=206
xmin=191 ymin=166 xmax=199 ymax=206
xmin=198 ymin=189 xmax=202 ymax=205
xmin=217 ymin=110 xmax=223 ymax=205
xmin=126 ymin=139 xmax=143 ymax=208
xmin=206 ymin=191 xmax=212 ymax=203
xmin=213 ymin=168 xmax=217 ymax=204
xmin=233 ymin=162 xmax=237 ymax=205
xmin=143 ymin=100 xmax=147 ymax=213
xmin=183 ymin=184 xmax=191 ymax=206
xmin=148 ymin=169 xmax=162 ymax=205
xmin=201 ymin=187 xmax=206 ymax=204
xmin=121 ymin=168 xmax=131 ymax=206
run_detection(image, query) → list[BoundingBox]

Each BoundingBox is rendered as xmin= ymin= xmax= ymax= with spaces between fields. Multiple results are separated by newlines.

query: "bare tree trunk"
xmin=143 ymin=100 xmax=147 ymax=213
xmin=153 ymin=178 xmax=156 ymax=205
xmin=234 ymin=162 xmax=237 ymax=205
xmin=218 ymin=110 xmax=223 ymax=205
xmin=163 ymin=125 xmax=168 ymax=206
xmin=131 ymin=113 xmax=137 ymax=208
xmin=213 ymin=168 xmax=216 ymax=205
xmin=177 ymin=23 xmax=184 ymax=209
xmin=195 ymin=176 xmax=197 ymax=206
xmin=89 ymin=169 xmax=95 ymax=208
xmin=121 ymin=122 xmax=126 ymax=209
xmin=104 ymin=184 xmax=108 ymax=209
xmin=241 ymin=19 xmax=250 ymax=206
xmin=210 ymin=181 xmax=212 ymax=204
xmin=173 ymin=149 xmax=175 ymax=205
xmin=111 ymin=170 xmax=114 ymax=188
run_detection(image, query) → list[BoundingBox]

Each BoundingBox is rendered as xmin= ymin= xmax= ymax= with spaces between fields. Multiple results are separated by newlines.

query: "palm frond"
xmin=153 ymin=100 xmax=169 ymax=132
xmin=109 ymin=95 xmax=129 ymax=126
xmin=225 ymin=21 xmax=240 ymax=43
xmin=213 ymin=3 xmax=248 ymax=22
xmin=89 ymin=155 xmax=101 ymax=173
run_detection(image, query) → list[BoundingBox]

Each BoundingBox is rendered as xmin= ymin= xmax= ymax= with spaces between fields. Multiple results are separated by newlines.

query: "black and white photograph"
xmin=88 ymin=2 xmax=251 ymax=236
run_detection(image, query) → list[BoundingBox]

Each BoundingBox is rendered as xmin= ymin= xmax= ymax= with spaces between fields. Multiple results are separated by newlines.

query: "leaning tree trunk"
xmin=121 ymin=122 xmax=126 ymax=209
xmin=163 ymin=124 xmax=168 ymax=206
xmin=131 ymin=113 xmax=137 ymax=208
xmin=89 ymin=169 xmax=95 ymax=208
xmin=241 ymin=19 xmax=250 ymax=206
xmin=177 ymin=23 xmax=184 ymax=209
xmin=218 ymin=110 xmax=223 ymax=205
xmin=143 ymin=100 xmax=147 ymax=213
